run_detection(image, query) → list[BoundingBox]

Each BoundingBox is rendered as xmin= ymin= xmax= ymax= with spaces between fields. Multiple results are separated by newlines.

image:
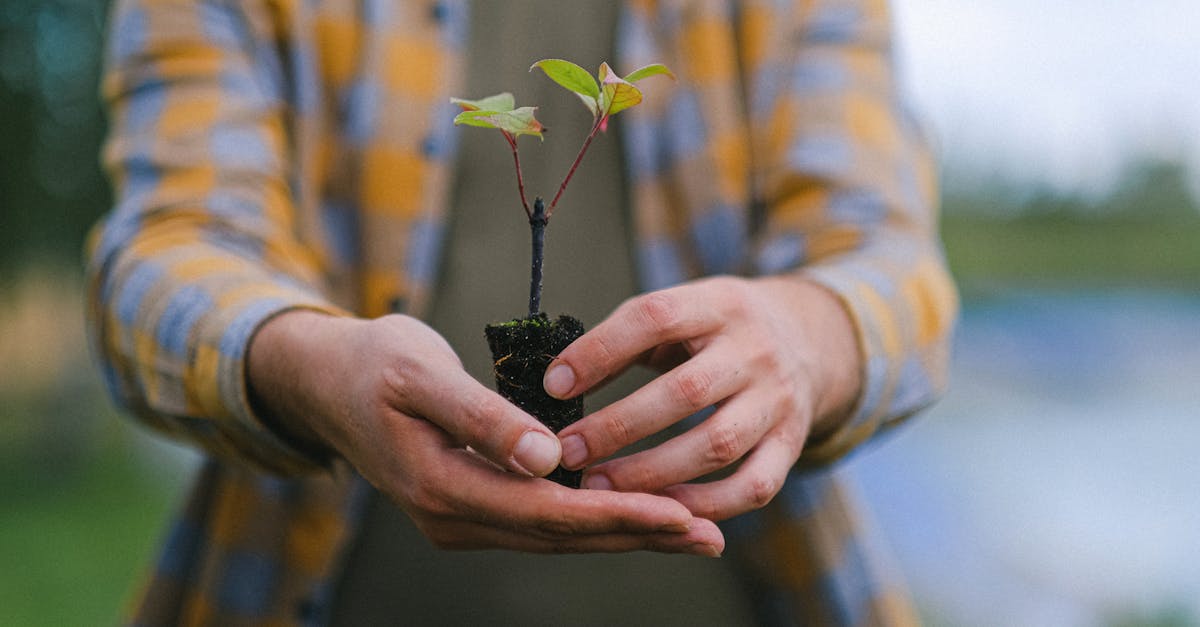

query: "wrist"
xmin=752 ymin=276 xmax=863 ymax=437
xmin=247 ymin=308 xmax=356 ymax=462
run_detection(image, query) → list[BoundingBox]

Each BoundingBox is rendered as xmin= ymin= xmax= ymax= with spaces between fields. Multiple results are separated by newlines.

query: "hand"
xmin=246 ymin=310 xmax=724 ymax=555
xmin=543 ymin=276 xmax=862 ymax=522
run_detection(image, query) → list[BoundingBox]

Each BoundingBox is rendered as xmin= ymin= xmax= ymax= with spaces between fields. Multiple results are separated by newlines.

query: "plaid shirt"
xmin=88 ymin=0 xmax=956 ymax=624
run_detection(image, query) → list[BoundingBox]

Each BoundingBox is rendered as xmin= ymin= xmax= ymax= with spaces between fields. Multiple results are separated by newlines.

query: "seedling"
xmin=452 ymin=59 xmax=673 ymax=486
xmin=452 ymin=59 xmax=673 ymax=317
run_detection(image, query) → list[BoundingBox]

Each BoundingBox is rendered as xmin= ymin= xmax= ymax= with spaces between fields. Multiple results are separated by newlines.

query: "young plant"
xmin=452 ymin=59 xmax=673 ymax=317
xmin=451 ymin=59 xmax=673 ymax=487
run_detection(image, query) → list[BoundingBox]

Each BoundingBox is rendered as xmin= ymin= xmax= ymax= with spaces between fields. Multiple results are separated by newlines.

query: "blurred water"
xmin=851 ymin=289 xmax=1200 ymax=625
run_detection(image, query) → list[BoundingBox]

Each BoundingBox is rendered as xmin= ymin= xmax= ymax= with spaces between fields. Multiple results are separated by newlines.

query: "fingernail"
xmin=512 ymin=431 xmax=560 ymax=477
xmin=560 ymin=434 xmax=588 ymax=469
xmin=690 ymin=543 xmax=721 ymax=558
xmin=583 ymin=473 xmax=612 ymax=491
xmin=658 ymin=521 xmax=691 ymax=533
xmin=543 ymin=363 xmax=576 ymax=399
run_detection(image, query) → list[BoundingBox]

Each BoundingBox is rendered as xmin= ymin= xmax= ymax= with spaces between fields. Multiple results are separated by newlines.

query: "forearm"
xmin=245 ymin=309 xmax=352 ymax=462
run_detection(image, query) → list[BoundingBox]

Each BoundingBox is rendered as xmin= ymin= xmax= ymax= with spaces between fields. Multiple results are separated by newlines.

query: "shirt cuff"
xmin=796 ymin=264 xmax=901 ymax=467
xmin=186 ymin=282 xmax=351 ymax=475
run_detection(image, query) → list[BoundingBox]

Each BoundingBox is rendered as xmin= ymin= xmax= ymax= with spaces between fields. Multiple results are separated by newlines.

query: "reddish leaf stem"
xmin=504 ymin=132 xmax=532 ymax=218
xmin=546 ymin=116 xmax=605 ymax=219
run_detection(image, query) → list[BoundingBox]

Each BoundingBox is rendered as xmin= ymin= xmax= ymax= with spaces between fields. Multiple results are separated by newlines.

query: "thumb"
xmin=410 ymin=370 xmax=562 ymax=477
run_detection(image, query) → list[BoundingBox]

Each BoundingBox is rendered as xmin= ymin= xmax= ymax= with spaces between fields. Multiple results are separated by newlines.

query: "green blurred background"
xmin=1 ymin=1 xmax=197 ymax=624
xmin=2 ymin=0 xmax=1198 ymax=625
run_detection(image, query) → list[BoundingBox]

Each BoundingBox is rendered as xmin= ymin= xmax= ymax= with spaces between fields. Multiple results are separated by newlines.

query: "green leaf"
xmin=450 ymin=92 xmax=516 ymax=112
xmin=530 ymin=59 xmax=600 ymax=99
xmin=573 ymin=92 xmax=600 ymax=119
xmin=531 ymin=59 xmax=601 ymax=119
xmin=453 ymin=107 xmax=545 ymax=139
xmin=624 ymin=63 xmax=676 ymax=84
xmin=597 ymin=62 xmax=643 ymax=118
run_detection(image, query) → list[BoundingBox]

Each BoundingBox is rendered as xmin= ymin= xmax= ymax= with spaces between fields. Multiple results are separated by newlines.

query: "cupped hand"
xmin=247 ymin=311 xmax=723 ymax=556
xmin=543 ymin=276 xmax=862 ymax=522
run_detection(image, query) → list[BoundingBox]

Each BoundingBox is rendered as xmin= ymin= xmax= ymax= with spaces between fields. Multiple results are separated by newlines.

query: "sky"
xmin=893 ymin=0 xmax=1200 ymax=195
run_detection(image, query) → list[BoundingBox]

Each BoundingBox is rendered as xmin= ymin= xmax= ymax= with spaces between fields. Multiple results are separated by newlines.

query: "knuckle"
xmin=601 ymin=414 xmax=634 ymax=449
xmin=380 ymin=363 xmax=415 ymax=406
xmin=608 ymin=459 xmax=660 ymax=492
xmin=407 ymin=483 xmax=453 ymax=518
xmin=772 ymin=385 xmax=807 ymax=423
xmin=635 ymin=292 xmax=680 ymax=333
xmin=746 ymin=473 xmax=781 ymax=509
xmin=535 ymin=512 xmax=579 ymax=536
xmin=751 ymin=344 xmax=783 ymax=373
xmin=585 ymin=333 xmax=619 ymax=376
xmin=629 ymin=463 xmax=664 ymax=492
xmin=462 ymin=393 xmax=508 ymax=441
xmin=779 ymin=424 xmax=809 ymax=455
xmin=687 ymin=490 xmax=721 ymax=521
xmin=780 ymin=429 xmax=805 ymax=457
xmin=780 ymin=390 xmax=802 ymax=419
xmin=705 ymin=425 xmax=744 ymax=466
xmin=401 ymin=465 xmax=458 ymax=518
xmin=673 ymin=368 xmax=715 ymax=412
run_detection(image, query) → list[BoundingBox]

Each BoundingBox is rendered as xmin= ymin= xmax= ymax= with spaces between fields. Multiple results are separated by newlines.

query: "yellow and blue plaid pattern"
xmin=88 ymin=0 xmax=954 ymax=624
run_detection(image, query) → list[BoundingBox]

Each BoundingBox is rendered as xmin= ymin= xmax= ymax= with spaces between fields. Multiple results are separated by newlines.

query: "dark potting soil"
xmin=485 ymin=313 xmax=585 ymax=488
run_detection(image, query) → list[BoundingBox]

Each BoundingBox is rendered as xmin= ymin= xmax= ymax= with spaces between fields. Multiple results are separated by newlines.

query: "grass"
xmin=942 ymin=213 xmax=1200 ymax=297
xmin=0 ymin=270 xmax=193 ymax=626
xmin=0 ymin=414 xmax=189 ymax=626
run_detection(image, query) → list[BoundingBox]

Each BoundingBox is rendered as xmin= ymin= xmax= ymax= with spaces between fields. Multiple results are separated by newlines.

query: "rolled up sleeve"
xmin=747 ymin=0 xmax=958 ymax=465
xmin=87 ymin=0 xmax=346 ymax=474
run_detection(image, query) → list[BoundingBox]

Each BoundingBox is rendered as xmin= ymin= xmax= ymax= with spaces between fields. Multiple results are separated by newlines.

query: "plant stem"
xmin=524 ymin=114 xmax=607 ymax=314
xmin=547 ymin=118 xmax=604 ymax=218
xmin=528 ymin=197 xmax=547 ymax=317
xmin=504 ymin=132 xmax=532 ymax=218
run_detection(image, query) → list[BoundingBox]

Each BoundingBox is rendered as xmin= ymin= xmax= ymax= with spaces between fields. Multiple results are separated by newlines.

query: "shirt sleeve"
xmin=744 ymin=0 xmax=959 ymax=465
xmin=86 ymin=0 xmax=347 ymax=474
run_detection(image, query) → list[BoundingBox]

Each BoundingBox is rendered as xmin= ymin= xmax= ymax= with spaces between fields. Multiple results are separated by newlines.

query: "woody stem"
xmin=528 ymin=197 xmax=547 ymax=317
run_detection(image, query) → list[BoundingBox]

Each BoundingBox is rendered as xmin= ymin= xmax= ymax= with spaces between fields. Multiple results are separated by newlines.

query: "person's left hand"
xmin=543 ymin=275 xmax=862 ymax=522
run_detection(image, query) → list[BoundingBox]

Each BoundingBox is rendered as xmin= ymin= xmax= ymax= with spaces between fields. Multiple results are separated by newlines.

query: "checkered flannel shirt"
xmin=87 ymin=0 xmax=956 ymax=624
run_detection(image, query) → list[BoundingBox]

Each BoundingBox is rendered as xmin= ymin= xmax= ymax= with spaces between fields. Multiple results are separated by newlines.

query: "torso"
xmin=326 ymin=2 xmax=756 ymax=624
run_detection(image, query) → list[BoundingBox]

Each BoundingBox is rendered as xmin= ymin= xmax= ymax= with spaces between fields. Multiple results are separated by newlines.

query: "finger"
xmin=583 ymin=389 xmax=775 ymax=491
xmin=543 ymin=285 xmax=722 ymax=400
xmin=437 ymin=446 xmax=700 ymax=536
xmin=418 ymin=516 xmax=725 ymax=556
xmin=404 ymin=367 xmax=562 ymax=478
xmin=557 ymin=345 xmax=749 ymax=469
xmin=659 ymin=427 xmax=803 ymax=522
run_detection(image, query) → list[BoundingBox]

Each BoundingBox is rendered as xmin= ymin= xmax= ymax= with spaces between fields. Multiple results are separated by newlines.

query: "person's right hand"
xmin=247 ymin=310 xmax=723 ymax=556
